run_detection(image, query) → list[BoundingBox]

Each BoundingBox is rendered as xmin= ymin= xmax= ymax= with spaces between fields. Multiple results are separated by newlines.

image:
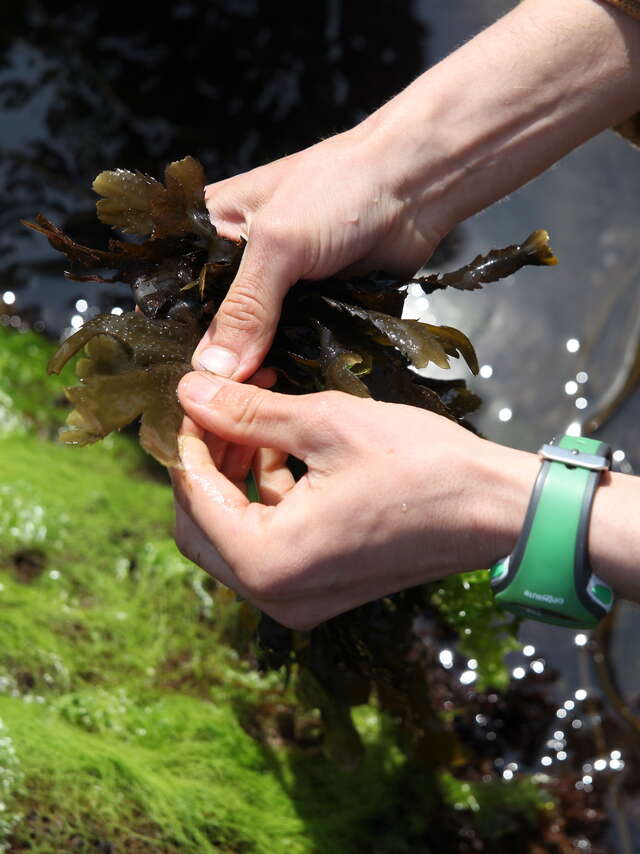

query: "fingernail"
xmin=181 ymin=372 xmax=224 ymax=404
xmin=195 ymin=346 xmax=239 ymax=378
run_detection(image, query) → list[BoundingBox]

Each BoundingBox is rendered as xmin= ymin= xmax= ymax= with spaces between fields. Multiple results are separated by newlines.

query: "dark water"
xmin=2 ymin=1 xmax=640 ymax=850
xmin=0 ymin=0 xmax=425 ymax=332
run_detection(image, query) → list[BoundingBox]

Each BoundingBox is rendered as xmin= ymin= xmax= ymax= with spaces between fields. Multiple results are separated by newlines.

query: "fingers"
xmin=219 ymin=443 xmax=255 ymax=485
xmin=248 ymin=366 xmax=278 ymax=390
xmin=172 ymin=430 xmax=248 ymax=549
xmin=192 ymin=230 xmax=300 ymax=382
xmin=178 ymin=372 xmax=339 ymax=461
xmin=173 ymin=500 xmax=248 ymax=597
xmin=254 ymin=447 xmax=296 ymax=505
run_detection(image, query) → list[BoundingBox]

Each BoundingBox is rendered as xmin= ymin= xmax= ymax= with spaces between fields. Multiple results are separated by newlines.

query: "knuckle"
xmin=257 ymin=214 xmax=291 ymax=250
xmin=217 ymin=384 xmax=266 ymax=436
xmin=307 ymin=390 xmax=354 ymax=445
xmin=221 ymin=280 xmax=271 ymax=338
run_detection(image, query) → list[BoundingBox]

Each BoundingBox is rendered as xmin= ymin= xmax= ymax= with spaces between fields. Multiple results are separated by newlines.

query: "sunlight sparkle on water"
xmin=75 ymin=299 xmax=88 ymax=312
xmin=566 ymin=338 xmax=580 ymax=353
xmin=111 ymin=306 xmax=124 ymax=315
xmin=575 ymin=689 xmax=587 ymax=701
xmin=2 ymin=291 xmax=16 ymax=305
xmin=574 ymin=633 xmax=588 ymax=647
xmin=498 ymin=407 xmax=512 ymax=422
xmin=576 ymin=371 xmax=589 ymax=383
xmin=564 ymin=380 xmax=578 ymax=395
xmin=613 ymin=450 xmax=626 ymax=463
xmin=575 ymin=397 xmax=588 ymax=410
xmin=566 ymin=421 xmax=582 ymax=437
xmin=523 ymin=645 xmax=535 ymax=656
xmin=70 ymin=314 xmax=83 ymax=329
xmin=439 ymin=649 xmax=453 ymax=669
xmin=460 ymin=670 xmax=477 ymax=685
xmin=479 ymin=364 xmax=493 ymax=378
xmin=512 ymin=667 xmax=525 ymax=680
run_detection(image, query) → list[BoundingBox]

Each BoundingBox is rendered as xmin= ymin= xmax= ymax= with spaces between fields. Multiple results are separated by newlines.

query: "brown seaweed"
xmin=25 ymin=156 xmax=556 ymax=469
xmin=414 ymin=228 xmax=557 ymax=295
xmin=48 ymin=313 xmax=199 ymax=466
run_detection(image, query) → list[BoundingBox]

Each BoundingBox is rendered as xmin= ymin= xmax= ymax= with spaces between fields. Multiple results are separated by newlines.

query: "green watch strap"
xmin=490 ymin=434 xmax=614 ymax=629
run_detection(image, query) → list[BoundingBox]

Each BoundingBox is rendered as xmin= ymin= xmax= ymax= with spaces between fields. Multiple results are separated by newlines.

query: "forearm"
xmin=359 ymin=0 xmax=640 ymax=234
xmin=590 ymin=469 xmax=640 ymax=600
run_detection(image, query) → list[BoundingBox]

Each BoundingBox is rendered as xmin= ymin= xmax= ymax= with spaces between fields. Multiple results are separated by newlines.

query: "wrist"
xmin=467 ymin=440 xmax=540 ymax=571
xmin=589 ymin=470 xmax=640 ymax=601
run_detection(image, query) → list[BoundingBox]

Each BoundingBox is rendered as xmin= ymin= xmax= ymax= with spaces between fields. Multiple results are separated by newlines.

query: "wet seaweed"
xmin=23 ymin=155 xmax=557 ymax=468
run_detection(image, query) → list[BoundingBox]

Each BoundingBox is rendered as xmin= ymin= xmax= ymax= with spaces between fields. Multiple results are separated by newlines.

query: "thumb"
xmin=178 ymin=371 xmax=335 ymax=461
xmin=193 ymin=232 xmax=298 ymax=381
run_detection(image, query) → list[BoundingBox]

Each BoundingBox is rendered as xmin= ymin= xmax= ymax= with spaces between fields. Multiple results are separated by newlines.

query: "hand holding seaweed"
xmin=23 ymin=155 xmax=557 ymax=467
xmin=173 ymin=371 xmax=539 ymax=630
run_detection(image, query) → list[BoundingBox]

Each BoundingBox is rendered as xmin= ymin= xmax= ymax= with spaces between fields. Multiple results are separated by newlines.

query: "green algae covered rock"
xmin=0 ymin=328 xmax=424 ymax=853
xmin=1 ymin=326 xmax=592 ymax=853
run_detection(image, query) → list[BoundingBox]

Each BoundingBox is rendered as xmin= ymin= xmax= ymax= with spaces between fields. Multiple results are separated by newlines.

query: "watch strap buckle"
xmin=539 ymin=443 xmax=610 ymax=471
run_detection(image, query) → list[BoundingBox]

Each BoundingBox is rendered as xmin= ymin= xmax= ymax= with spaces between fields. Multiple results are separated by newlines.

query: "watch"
xmin=490 ymin=434 xmax=614 ymax=629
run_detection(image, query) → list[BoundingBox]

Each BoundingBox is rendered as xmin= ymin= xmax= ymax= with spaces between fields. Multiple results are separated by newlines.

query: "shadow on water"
xmin=2 ymin=1 xmax=640 ymax=851
xmin=0 ymin=0 xmax=426 ymax=333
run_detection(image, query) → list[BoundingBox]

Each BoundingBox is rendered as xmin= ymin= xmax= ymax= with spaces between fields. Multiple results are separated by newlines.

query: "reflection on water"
xmin=2 ymin=0 xmax=640 ymax=849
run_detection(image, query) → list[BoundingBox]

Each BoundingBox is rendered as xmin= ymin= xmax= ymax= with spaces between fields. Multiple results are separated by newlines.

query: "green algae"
xmin=0 ymin=327 xmax=560 ymax=852
xmin=0 ymin=696 xmax=415 ymax=854
xmin=430 ymin=571 xmax=521 ymax=692
xmin=0 ymin=330 xmax=427 ymax=852
xmin=438 ymin=772 xmax=552 ymax=841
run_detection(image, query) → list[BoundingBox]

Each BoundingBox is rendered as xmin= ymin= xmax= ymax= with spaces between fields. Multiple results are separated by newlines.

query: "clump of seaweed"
xmin=23 ymin=155 xmax=557 ymax=466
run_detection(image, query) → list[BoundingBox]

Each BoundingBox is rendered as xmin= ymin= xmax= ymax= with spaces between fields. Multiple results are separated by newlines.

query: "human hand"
xmin=172 ymin=371 xmax=537 ymax=629
xmin=193 ymin=125 xmax=448 ymax=381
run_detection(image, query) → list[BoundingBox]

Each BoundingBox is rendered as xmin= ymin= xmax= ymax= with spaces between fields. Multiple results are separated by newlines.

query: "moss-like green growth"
xmin=439 ymin=771 xmax=553 ymax=841
xmin=0 ymin=330 xmax=427 ymax=852
xmin=0 ymin=328 xmax=561 ymax=852
xmin=0 ymin=327 xmax=70 ymax=438
xmin=430 ymin=571 xmax=521 ymax=692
